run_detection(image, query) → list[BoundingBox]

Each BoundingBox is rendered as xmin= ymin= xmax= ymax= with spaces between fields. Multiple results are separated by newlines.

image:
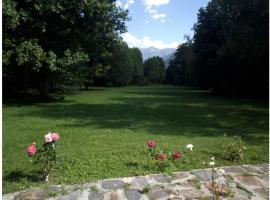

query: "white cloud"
xmin=115 ymin=0 xmax=122 ymax=7
xmin=143 ymin=0 xmax=170 ymax=9
xmin=149 ymin=9 xmax=157 ymax=13
xmin=143 ymin=1 xmax=168 ymax=23
xmin=122 ymin=33 xmax=179 ymax=49
xmin=122 ymin=33 xmax=142 ymax=47
xmin=124 ymin=0 xmax=135 ymax=9
xmin=152 ymin=13 xmax=166 ymax=20
xmin=116 ymin=0 xmax=134 ymax=9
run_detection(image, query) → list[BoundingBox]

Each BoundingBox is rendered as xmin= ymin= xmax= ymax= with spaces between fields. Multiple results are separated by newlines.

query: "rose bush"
xmin=146 ymin=140 xmax=193 ymax=170
xmin=26 ymin=132 xmax=60 ymax=182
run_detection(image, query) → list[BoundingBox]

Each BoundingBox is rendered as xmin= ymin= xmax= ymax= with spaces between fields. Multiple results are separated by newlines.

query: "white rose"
xmin=44 ymin=132 xmax=53 ymax=143
xmin=186 ymin=144 xmax=194 ymax=151
xmin=209 ymin=161 xmax=215 ymax=166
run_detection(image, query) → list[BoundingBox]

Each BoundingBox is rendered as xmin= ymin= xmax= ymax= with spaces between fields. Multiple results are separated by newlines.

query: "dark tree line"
xmin=166 ymin=0 xmax=269 ymax=97
xmin=3 ymin=0 xmax=166 ymax=97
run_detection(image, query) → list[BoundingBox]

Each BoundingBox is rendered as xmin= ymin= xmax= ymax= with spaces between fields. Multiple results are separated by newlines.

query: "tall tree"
xmin=3 ymin=0 xmax=129 ymax=95
xmin=193 ymin=0 xmax=269 ymax=95
xmin=129 ymin=48 xmax=144 ymax=85
xmin=166 ymin=37 xmax=195 ymax=86
xmin=144 ymin=56 xmax=166 ymax=84
xmin=106 ymin=42 xmax=133 ymax=86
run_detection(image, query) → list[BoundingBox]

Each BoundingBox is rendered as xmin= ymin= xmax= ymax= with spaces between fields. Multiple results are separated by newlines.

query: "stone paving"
xmin=3 ymin=164 xmax=269 ymax=200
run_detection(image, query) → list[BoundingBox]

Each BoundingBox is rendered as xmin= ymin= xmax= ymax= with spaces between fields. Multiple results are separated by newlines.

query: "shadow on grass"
xmin=11 ymin=87 xmax=269 ymax=144
xmin=3 ymin=170 xmax=44 ymax=183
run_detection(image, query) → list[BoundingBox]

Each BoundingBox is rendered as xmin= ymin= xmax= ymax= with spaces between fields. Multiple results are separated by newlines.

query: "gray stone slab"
xmin=253 ymin=188 xmax=269 ymax=199
xmin=236 ymin=176 xmax=263 ymax=187
xmin=131 ymin=177 xmax=148 ymax=188
xmin=13 ymin=189 xmax=49 ymax=200
xmin=147 ymin=187 xmax=169 ymax=200
xmin=260 ymin=164 xmax=269 ymax=174
xmin=150 ymin=174 xmax=170 ymax=183
xmin=178 ymin=189 xmax=205 ymax=199
xmin=57 ymin=192 xmax=81 ymax=200
xmin=192 ymin=169 xmax=212 ymax=181
xmin=124 ymin=189 xmax=142 ymax=200
xmin=88 ymin=192 xmax=104 ymax=200
xmin=222 ymin=166 xmax=246 ymax=174
xmin=173 ymin=172 xmax=189 ymax=180
xmin=101 ymin=180 xmax=125 ymax=189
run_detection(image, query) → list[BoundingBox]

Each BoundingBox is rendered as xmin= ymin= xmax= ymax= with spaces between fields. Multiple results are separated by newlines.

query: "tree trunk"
xmin=39 ymin=69 xmax=50 ymax=97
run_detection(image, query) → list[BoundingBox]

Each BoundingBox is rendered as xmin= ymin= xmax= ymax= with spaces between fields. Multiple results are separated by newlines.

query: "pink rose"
xmin=155 ymin=153 xmax=167 ymax=161
xmin=147 ymin=140 xmax=156 ymax=148
xmin=44 ymin=133 xmax=53 ymax=143
xmin=26 ymin=143 xmax=37 ymax=156
xmin=51 ymin=132 xmax=60 ymax=141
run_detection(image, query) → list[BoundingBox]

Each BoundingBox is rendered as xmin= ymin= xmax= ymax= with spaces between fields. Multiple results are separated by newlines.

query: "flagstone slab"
xmin=124 ymin=189 xmax=142 ymax=200
xmin=147 ymin=187 xmax=169 ymax=200
xmin=191 ymin=169 xmax=212 ymax=181
xmin=222 ymin=166 xmax=247 ymax=174
xmin=3 ymin=164 xmax=269 ymax=200
xmin=236 ymin=175 xmax=263 ymax=187
xmin=150 ymin=174 xmax=170 ymax=183
xmin=101 ymin=180 xmax=125 ymax=190
xmin=88 ymin=192 xmax=104 ymax=200
xmin=14 ymin=189 xmax=49 ymax=200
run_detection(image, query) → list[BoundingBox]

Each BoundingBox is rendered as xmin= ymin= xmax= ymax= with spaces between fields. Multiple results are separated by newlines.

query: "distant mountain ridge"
xmin=139 ymin=47 xmax=176 ymax=65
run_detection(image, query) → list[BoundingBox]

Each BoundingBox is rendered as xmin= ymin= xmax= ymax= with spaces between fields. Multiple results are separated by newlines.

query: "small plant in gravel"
xmin=223 ymin=136 xmax=247 ymax=162
xmin=146 ymin=140 xmax=193 ymax=170
xmin=202 ymin=157 xmax=227 ymax=200
xmin=142 ymin=184 xmax=152 ymax=194
xmin=26 ymin=132 xmax=60 ymax=182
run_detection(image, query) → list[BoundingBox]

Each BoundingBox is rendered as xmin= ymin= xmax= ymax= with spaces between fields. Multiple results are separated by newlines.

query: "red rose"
xmin=26 ymin=143 xmax=37 ymax=156
xmin=147 ymin=140 xmax=156 ymax=148
xmin=156 ymin=153 xmax=167 ymax=161
xmin=172 ymin=151 xmax=181 ymax=160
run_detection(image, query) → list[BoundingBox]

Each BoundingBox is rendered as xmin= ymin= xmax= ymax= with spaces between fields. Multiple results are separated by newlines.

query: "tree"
xmin=144 ymin=57 xmax=166 ymax=84
xmin=106 ymin=42 xmax=133 ymax=86
xmin=193 ymin=0 xmax=269 ymax=95
xmin=166 ymin=37 xmax=196 ymax=86
xmin=3 ymin=0 xmax=129 ymax=96
xmin=129 ymin=48 xmax=144 ymax=85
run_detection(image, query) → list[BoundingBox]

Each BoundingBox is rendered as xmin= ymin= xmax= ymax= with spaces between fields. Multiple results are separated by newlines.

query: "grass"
xmin=3 ymin=86 xmax=268 ymax=193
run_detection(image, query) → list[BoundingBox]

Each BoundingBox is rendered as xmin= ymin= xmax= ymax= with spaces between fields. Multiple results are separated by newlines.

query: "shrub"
xmin=223 ymin=136 xmax=247 ymax=162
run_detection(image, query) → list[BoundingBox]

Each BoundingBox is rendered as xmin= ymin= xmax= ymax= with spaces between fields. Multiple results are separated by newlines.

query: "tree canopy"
xmin=166 ymin=0 xmax=268 ymax=97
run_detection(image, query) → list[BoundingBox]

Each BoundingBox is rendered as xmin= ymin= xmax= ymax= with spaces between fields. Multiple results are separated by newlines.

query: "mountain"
xmin=139 ymin=47 xmax=176 ymax=64
xmin=163 ymin=51 xmax=176 ymax=67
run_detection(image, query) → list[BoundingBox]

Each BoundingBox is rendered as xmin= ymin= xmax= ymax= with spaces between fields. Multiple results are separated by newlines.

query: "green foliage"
xmin=144 ymin=56 xmax=166 ymax=84
xmin=193 ymin=0 xmax=269 ymax=95
xmin=33 ymin=142 xmax=58 ymax=178
xmin=168 ymin=0 xmax=268 ymax=97
xmin=3 ymin=0 xmax=129 ymax=95
xmin=223 ymin=136 xmax=247 ymax=162
xmin=15 ymin=40 xmax=45 ymax=71
xmin=129 ymin=48 xmax=145 ymax=85
xmin=3 ymin=86 xmax=268 ymax=193
xmin=166 ymin=37 xmax=195 ymax=86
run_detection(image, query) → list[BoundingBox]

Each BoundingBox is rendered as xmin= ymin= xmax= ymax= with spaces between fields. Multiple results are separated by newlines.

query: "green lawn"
xmin=3 ymin=86 xmax=269 ymax=193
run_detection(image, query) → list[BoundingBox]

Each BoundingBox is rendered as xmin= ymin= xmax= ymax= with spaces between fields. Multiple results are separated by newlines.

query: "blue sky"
xmin=117 ymin=0 xmax=209 ymax=49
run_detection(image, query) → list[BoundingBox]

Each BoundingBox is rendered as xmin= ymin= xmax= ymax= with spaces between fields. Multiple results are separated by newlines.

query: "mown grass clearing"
xmin=3 ymin=86 xmax=268 ymax=193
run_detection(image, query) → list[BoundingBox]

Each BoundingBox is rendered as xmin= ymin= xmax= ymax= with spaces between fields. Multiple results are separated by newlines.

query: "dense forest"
xmin=166 ymin=0 xmax=269 ymax=97
xmin=3 ymin=0 xmax=269 ymax=97
xmin=3 ymin=0 xmax=166 ymax=97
